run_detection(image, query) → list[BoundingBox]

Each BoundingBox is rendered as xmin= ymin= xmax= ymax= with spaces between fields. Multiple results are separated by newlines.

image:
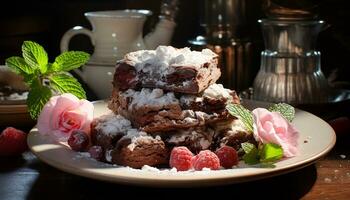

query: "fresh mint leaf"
xmin=226 ymin=104 xmax=254 ymax=132
xmin=53 ymin=51 xmax=90 ymax=72
xmin=23 ymin=74 xmax=36 ymax=85
xmin=241 ymin=142 xmax=256 ymax=154
xmin=49 ymin=73 xmax=86 ymax=99
xmin=268 ymin=103 xmax=295 ymax=122
xmin=22 ymin=41 xmax=48 ymax=74
xmin=27 ymin=81 xmax=52 ymax=119
xmin=6 ymin=40 xmax=89 ymax=120
xmin=243 ymin=150 xmax=259 ymax=165
xmin=241 ymin=142 xmax=259 ymax=165
xmin=241 ymin=142 xmax=283 ymax=165
xmin=259 ymin=143 xmax=283 ymax=163
xmin=46 ymin=63 xmax=56 ymax=73
xmin=5 ymin=56 xmax=34 ymax=75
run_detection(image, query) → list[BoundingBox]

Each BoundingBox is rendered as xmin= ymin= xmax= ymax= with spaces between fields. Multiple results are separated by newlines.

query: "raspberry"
xmin=169 ymin=146 xmax=194 ymax=171
xmin=0 ymin=127 xmax=27 ymax=156
xmin=88 ymin=146 xmax=103 ymax=161
xmin=191 ymin=150 xmax=220 ymax=171
xmin=215 ymin=146 xmax=238 ymax=169
xmin=68 ymin=130 xmax=89 ymax=151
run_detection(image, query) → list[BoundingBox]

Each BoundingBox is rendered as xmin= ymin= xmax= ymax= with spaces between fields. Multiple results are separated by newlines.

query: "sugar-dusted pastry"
xmin=91 ymin=114 xmax=168 ymax=168
xmin=113 ymin=46 xmax=220 ymax=94
xmin=108 ymin=84 xmax=240 ymax=132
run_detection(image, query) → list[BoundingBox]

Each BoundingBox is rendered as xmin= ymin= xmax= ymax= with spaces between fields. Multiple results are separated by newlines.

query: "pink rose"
xmin=37 ymin=93 xmax=94 ymax=141
xmin=252 ymin=108 xmax=299 ymax=157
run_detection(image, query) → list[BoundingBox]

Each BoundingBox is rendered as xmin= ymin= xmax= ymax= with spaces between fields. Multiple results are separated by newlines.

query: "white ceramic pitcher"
xmin=60 ymin=9 xmax=176 ymax=99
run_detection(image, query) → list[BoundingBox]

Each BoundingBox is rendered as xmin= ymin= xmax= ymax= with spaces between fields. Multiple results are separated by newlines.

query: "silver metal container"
xmin=253 ymin=19 xmax=329 ymax=104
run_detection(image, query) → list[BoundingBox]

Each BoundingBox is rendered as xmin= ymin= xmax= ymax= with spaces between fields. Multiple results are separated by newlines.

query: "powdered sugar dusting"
xmin=124 ymin=129 xmax=162 ymax=151
xmin=105 ymin=150 xmax=113 ymax=162
xmin=180 ymin=84 xmax=233 ymax=106
xmin=214 ymin=119 xmax=247 ymax=133
xmin=95 ymin=114 xmax=132 ymax=137
xmin=203 ymin=84 xmax=233 ymax=100
xmin=77 ymin=152 xmax=90 ymax=158
xmin=125 ymin=46 xmax=217 ymax=74
xmin=180 ymin=95 xmax=196 ymax=106
xmin=199 ymin=138 xmax=211 ymax=150
xmin=123 ymin=88 xmax=179 ymax=109
xmin=125 ymin=165 xmax=219 ymax=175
xmin=167 ymin=128 xmax=214 ymax=150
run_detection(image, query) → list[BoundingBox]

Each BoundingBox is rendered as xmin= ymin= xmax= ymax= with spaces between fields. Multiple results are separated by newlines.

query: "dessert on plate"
xmin=91 ymin=46 xmax=254 ymax=169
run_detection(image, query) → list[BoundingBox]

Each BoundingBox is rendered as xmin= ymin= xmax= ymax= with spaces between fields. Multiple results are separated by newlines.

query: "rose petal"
xmin=253 ymin=108 xmax=299 ymax=157
xmin=50 ymin=94 xmax=80 ymax=130
xmin=37 ymin=95 xmax=59 ymax=135
xmin=36 ymin=93 xmax=94 ymax=142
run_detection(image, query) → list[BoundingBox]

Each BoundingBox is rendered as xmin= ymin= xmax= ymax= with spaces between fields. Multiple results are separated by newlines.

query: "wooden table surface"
xmin=1 ymin=111 xmax=349 ymax=200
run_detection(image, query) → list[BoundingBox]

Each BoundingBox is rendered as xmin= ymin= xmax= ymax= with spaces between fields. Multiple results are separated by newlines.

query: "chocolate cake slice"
xmin=108 ymin=84 xmax=240 ymax=132
xmin=90 ymin=113 xmax=252 ymax=168
xmin=165 ymin=126 xmax=215 ymax=154
xmin=113 ymin=46 xmax=221 ymax=94
xmin=90 ymin=114 xmax=132 ymax=150
xmin=91 ymin=114 xmax=168 ymax=168
xmin=111 ymin=129 xmax=168 ymax=169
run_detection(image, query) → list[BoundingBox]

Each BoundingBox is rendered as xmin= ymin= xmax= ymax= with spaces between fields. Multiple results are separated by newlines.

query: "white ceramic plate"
xmin=27 ymin=100 xmax=336 ymax=187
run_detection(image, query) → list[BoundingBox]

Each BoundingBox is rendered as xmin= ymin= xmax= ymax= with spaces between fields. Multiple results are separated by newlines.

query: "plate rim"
xmin=27 ymin=101 xmax=336 ymax=187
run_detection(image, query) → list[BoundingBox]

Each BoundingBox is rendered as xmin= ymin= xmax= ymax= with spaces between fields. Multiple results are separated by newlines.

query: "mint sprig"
xmin=49 ymin=73 xmax=86 ymax=99
xmin=27 ymin=81 xmax=52 ymax=119
xmin=226 ymin=104 xmax=254 ymax=133
xmin=259 ymin=143 xmax=283 ymax=163
xmin=22 ymin=41 xmax=49 ymax=74
xmin=6 ymin=57 xmax=34 ymax=75
xmin=5 ymin=41 xmax=90 ymax=119
xmin=241 ymin=142 xmax=259 ymax=165
xmin=51 ymin=51 xmax=90 ymax=72
xmin=268 ymin=103 xmax=295 ymax=122
xmin=241 ymin=142 xmax=284 ymax=167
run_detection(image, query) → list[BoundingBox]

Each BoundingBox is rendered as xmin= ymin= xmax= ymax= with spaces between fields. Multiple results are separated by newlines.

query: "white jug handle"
xmin=60 ymin=26 xmax=94 ymax=81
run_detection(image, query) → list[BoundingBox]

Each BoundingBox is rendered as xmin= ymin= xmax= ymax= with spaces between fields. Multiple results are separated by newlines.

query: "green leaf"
xmin=5 ymin=40 xmax=89 ymax=121
xmin=259 ymin=143 xmax=283 ymax=163
xmin=22 ymin=41 xmax=48 ymax=73
xmin=53 ymin=51 xmax=90 ymax=72
xmin=5 ymin=56 xmax=34 ymax=75
xmin=241 ymin=142 xmax=256 ymax=154
xmin=241 ymin=142 xmax=259 ymax=165
xmin=27 ymin=82 xmax=52 ymax=119
xmin=226 ymin=104 xmax=254 ymax=132
xmin=23 ymin=74 xmax=36 ymax=85
xmin=46 ymin=63 xmax=58 ymax=73
xmin=49 ymin=73 xmax=86 ymax=99
xmin=268 ymin=103 xmax=295 ymax=122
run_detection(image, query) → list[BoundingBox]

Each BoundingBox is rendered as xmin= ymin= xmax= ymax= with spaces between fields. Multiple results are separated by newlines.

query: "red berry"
xmin=191 ymin=150 xmax=220 ymax=171
xmin=68 ymin=130 xmax=89 ymax=151
xmin=215 ymin=146 xmax=239 ymax=168
xmin=88 ymin=146 xmax=103 ymax=161
xmin=169 ymin=146 xmax=194 ymax=171
xmin=0 ymin=127 xmax=27 ymax=156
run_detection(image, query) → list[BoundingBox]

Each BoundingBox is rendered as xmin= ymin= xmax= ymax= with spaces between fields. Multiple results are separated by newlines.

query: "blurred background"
xmin=0 ymin=0 xmax=349 ymax=95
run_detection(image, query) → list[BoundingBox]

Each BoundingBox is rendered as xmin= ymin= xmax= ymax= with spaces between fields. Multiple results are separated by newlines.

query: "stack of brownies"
xmin=91 ymin=46 xmax=253 ymax=168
